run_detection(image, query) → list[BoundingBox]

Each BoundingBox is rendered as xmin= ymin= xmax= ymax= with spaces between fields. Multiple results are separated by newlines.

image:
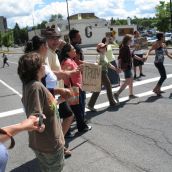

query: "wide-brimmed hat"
xmin=41 ymin=27 xmax=61 ymax=39
xmin=96 ymin=43 xmax=107 ymax=51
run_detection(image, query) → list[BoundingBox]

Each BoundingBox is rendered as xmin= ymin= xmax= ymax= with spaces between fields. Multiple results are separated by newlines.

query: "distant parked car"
xmin=147 ymin=36 xmax=157 ymax=45
xmin=164 ymin=32 xmax=172 ymax=45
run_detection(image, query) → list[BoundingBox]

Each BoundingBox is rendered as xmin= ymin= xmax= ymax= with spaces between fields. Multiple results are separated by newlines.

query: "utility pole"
xmin=66 ymin=0 xmax=70 ymax=31
xmin=170 ymin=0 xmax=172 ymax=30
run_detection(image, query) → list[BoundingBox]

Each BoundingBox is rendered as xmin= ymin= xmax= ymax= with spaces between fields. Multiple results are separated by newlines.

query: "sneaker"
xmin=113 ymin=93 xmax=119 ymax=103
xmin=78 ymin=125 xmax=92 ymax=133
xmin=129 ymin=95 xmax=138 ymax=99
xmin=87 ymin=105 xmax=97 ymax=112
xmin=134 ymin=75 xmax=137 ymax=80
xmin=65 ymin=132 xmax=75 ymax=138
xmin=140 ymin=73 xmax=146 ymax=77
xmin=109 ymin=102 xmax=116 ymax=107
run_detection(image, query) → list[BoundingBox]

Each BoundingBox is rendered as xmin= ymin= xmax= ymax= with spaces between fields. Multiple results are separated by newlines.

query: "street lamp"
xmin=170 ymin=0 xmax=172 ymax=30
xmin=66 ymin=0 xmax=70 ymax=31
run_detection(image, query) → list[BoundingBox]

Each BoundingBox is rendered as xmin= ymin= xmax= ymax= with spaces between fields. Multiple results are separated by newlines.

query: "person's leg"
xmin=154 ymin=62 xmax=167 ymax=93
xmin=71 ymin=92 xmax=91 ymax=132
xmin=133 ymin=66 xmax=137 ymax=79
xmin=34 ymin=148 xmax=64 ymax=172
xmin=80 ymin=90 xmax=86 ymax=117
xmin=116 ymin=70 xmax=131 ymax=96
xmin=128 ymin=78 xmax=134 ymax=96
xmin=6 ymin=62 xmax=9 ymax=67
xmin=87 ymin=92 xmax=100 ymax=109
xmin=139 ymin=65 xmax=142 ymax=75
xmin=59 ymin=102 xmax=74 ymax=136
xmin=102 ymin=72 xmax=116 ymax=105
xmin=108 ymin=60 xmax=120 ymax=85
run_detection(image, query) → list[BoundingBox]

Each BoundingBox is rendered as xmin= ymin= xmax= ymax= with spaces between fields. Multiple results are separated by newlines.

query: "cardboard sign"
xmin=82 ymin=63 xmax=102 ymax=92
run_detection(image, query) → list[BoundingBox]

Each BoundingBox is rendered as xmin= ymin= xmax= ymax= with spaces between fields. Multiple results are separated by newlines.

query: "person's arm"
xmin=133 ymin=54 xmax=144 ymax=61
xmin=108 ymin=63 xmax=120 ymax=73
xmin=164 ymin=44 xmax=172 ymax=59
xmin=54 ymin=88 xmax=73 ymax=99
xmin=145 ymin=43 xmax=156 ymax=59
xmin=0 ymin=115 xmax=45 ymax=143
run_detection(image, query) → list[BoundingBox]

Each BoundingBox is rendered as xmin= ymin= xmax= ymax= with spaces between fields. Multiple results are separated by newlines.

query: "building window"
xmin=118 ymin=28 xmax=134 ymax=36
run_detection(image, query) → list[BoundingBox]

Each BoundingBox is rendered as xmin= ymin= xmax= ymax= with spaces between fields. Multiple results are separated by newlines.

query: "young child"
xmin=60 ymin=43 xmax=92 ymax=132
xmin=87 ymin=43 xmax=120 ymax=111
xmin=18 ymin=52 xmax=64 ymax=172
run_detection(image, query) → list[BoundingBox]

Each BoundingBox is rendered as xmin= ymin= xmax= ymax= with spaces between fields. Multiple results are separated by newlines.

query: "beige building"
xmin=0 ymin=16 xmax=7 ymax=32
xmin=28 ymin=13 xmax=137 ymax=45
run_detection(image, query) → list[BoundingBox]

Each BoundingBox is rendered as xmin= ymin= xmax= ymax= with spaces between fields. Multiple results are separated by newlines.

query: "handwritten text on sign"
xmin=82 ymin=63 xmax=102 ymax=92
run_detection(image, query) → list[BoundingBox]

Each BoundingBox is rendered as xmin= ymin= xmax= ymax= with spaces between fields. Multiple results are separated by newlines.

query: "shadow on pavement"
xmin=138 ymin=95 xmax=163 ymax=104
xmin=10 ymin=158 xmax=41 ymax=172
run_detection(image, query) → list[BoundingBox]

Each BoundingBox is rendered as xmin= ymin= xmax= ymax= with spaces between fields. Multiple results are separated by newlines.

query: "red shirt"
xmin=61 ymin=58 xmax=82 ymax=89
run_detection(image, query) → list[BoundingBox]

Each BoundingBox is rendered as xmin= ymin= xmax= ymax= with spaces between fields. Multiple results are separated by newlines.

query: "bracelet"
xmin=0 ymin=128 xmax=15 ymax=149
xmin=0 ymin=128 xmax=12 ymax=138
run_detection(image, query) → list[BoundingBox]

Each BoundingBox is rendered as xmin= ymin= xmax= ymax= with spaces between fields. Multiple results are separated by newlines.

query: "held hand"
xmin=59 ymin=88 xmax=73 ymax=99
xmin=77 ymin=64 xmax=84 ymax=72
xmin=21 ymin=115 xmax=46 ymax=133
xmin=115 ymin=67 xmax=121 ymax=73
xmin=56 ymin=71 xmax=70 ymax=80
xmin=142 ymin=56 xmax=147 ymax=62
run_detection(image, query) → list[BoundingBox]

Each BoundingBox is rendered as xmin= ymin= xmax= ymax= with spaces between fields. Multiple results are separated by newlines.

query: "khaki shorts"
xmin=34 ymin=147 xmax=64 ymax=172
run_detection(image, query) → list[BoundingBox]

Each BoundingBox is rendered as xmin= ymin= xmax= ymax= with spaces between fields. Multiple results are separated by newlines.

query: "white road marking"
xmin=0 ymin=79 xmax=22 ymax=97
xmin=0 ymin=108 xmax=24 ymax=118
xmin=86 ymin=73 xmax=172 ymax=98
xmin=1 ymin=85 xmax=172 ymax=117
xmin=145 ymin=62 xmax=172 ymax=66
xmin=86 ymin=84 xmax=172 ymax=111
xmin=1 ymin=75 xmax=172 ymax=118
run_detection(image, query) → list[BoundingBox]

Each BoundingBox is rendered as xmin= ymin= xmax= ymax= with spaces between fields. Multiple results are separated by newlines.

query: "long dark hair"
xmin=59 ymin=43 xmax=73 ymax=63
xmin=24 ymin=35 xmax=46 ymax=53
xmin=119 ymin=34 xmax=132 ymax=48
xmin=156 ymin=32 xmax=164 ymax=41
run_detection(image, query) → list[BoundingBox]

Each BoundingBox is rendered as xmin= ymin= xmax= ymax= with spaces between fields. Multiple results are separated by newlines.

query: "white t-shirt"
xmin=44 ymin=65 xmax=58 ymax=89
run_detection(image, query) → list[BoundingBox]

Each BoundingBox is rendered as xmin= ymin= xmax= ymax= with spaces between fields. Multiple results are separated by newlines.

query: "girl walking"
xmin=145 ymin=32 xmax=172 ymax=96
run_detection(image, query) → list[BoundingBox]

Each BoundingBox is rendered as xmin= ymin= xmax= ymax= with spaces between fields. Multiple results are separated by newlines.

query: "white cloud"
xmin=0 ymin=0 xmax=169 ymax=28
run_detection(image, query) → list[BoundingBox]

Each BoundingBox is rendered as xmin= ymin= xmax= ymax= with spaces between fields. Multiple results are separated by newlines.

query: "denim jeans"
xmin=70 ymin=89 xmax=87 ymax=131
xmin=154 ymin=62 xmax=167 ymax=86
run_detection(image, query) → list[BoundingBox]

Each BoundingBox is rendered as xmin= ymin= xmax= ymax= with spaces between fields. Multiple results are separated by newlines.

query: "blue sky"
xmin=0 ymin=0 xmax=169 ymax=28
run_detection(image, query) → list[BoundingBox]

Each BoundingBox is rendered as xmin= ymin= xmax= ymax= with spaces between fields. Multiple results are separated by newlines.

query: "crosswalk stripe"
xmin=86 ymin=73 xmax=172 ymax=98
xmin=0 ymin=80 xmax=22 ymax=97
xmin=0 ymin=108 xmax=24 ymax=118
xmin=85 ymin=84 xmax=172 ymax=112
xmin=1 ymin=84 xmax=172 ymax=118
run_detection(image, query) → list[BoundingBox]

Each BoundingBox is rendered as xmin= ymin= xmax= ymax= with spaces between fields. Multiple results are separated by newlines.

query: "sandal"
xmin=64 ymin=147 xmax=72 ymax=158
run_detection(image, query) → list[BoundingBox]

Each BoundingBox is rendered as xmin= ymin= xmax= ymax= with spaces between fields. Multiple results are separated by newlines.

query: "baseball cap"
xmin=96 ymin=43 xmax=107 ymax=51
xmin=41 ymin=26 xmax=61 ymax=39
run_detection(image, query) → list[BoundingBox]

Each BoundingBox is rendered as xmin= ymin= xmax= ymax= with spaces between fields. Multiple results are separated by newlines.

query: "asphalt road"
xmin=0 ymin=47 xmax=172 ymax=172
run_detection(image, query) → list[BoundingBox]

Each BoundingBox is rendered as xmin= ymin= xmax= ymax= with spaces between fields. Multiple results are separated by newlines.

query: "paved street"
xmin=0 ymin=47 xmax=172 ymax=172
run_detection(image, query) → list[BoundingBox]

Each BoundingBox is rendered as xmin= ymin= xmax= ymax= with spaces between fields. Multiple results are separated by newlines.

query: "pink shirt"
xmin=61 ymin=58 xmax=82 ymax=89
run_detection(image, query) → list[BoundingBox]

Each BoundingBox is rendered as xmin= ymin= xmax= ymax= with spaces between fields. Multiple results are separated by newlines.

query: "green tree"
xmin=3 ymin=31 xmax=14 ymax=51
xmin=155 ymin=1 xmax=170 ymax=32
xmin=20 ymin=28 xmax=28 ymax=44
xmin=13 ymin=23 xmax=21 ymax=44
xmin=37 ymin=20 xmax=47 ymax=29
xmin=49 ymin=14 xmax=63 ymax=22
